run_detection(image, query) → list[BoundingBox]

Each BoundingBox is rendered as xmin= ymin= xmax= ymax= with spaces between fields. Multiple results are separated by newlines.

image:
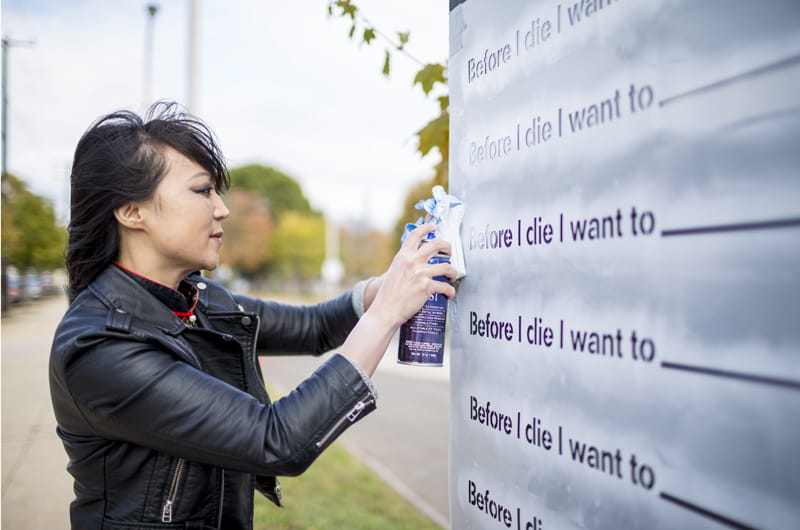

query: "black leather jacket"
xmin=50 ymin=266 xmax=377 ymax=529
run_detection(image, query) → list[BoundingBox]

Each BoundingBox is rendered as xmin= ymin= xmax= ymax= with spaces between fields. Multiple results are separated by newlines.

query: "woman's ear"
xmin=113 ymin=202 xmax=145 ymax=230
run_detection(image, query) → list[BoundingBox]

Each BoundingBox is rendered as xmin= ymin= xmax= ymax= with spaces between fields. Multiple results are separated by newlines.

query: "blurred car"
xmin=40 ymin=271 xmax=57 ymax=296
xmin=5 ymin=265 xmax=21 ymax=303
xmin=24 ymin=268 xmax=42 ymax=299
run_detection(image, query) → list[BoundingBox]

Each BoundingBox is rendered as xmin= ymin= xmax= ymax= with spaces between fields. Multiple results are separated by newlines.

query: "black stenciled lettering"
xmin=469 ymin=134 xmax=513 ymax=166
xmin=568 ymin=437 xmax=624 ymax=479
xmin=467 ymin=43 xmax=512 ymax=83
xmin=468 ymin=395 xmax=513 ymax=435
xmin=469 ymin=223 xmax=515 ymax=250
xmin=467 ymin=479 xmax=513 ymax=528
xmin=565 ymin=0 xmax=620 ymax=27
xmin=468 ymin=312 xmax=515 ymax=342
xmin=629 ymin=453 xmax=656 ymax=489
xmin=524 ymin=416 xmax=554 ymax=451
xmin=630 ymin=206 xmax=656 ymax=236
xmin=566 ymin=89 xmax=622 ymax=132
xmin=526 ymin=317 xmax=555 ymax=347
xmin=569 ymin=328 xmax=623 ymax=357
xmin=568 ymin=208 xmax=624 ymax=241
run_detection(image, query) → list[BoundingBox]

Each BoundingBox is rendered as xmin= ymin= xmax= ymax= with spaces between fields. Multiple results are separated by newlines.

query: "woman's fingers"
xmin=419 ymin=237 xmax=452 ymax=261
xmin=400 ymin=224 xmax=453 ymax=263
xmin=369 ymin=223 xmax=459 ymax=325
xmin=428 ymin=262 xmax=458 ymax=283
xmin=401 ymin=223 xmax=437 ymax=252
xmin=432 ymin=278 xmax=457 ymax=300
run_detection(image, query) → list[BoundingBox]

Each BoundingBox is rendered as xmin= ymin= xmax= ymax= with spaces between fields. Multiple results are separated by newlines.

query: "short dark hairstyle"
xmin=66 ymin=101 xmax=230 ymax=301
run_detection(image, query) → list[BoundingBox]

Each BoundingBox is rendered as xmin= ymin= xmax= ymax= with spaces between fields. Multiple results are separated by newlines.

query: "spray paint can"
xmin=397 ymin=253 xmax=450 ymax=367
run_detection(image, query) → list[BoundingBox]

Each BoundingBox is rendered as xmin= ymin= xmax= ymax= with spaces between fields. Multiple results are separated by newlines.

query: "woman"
xmin=50 ymin=102 xmax=456 ymax=529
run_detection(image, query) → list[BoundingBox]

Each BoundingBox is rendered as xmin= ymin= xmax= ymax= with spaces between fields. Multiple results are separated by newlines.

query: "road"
xmin=1 ymin=295 xmax=452 ymax=529
xmin=262 ymin=346 xmax=451 ymax=528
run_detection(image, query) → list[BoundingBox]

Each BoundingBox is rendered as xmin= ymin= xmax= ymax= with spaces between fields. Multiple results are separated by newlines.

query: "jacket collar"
xmin=88 ymin=266 xmax=188 ymax=335
xmin=112 ymin=262 xmax=199 ymax=323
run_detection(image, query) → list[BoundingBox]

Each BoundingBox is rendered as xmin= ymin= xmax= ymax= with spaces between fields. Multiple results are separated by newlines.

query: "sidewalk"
xmin=2 ymin=295 xmax=73 ymax=529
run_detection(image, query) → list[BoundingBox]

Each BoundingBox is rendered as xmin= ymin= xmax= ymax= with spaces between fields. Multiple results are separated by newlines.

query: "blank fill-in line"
xmin=660 ymin=492 xmax=757 ymax=530
xmin=661 ymin=217 xmax=800 ymax=237
xmin=661 ymin=361 xmax=800 ymax=392
xmin=659 ymin=51 xmax=800 ymax=107
xmin=724 ymin=104 xmax=800 ymax=130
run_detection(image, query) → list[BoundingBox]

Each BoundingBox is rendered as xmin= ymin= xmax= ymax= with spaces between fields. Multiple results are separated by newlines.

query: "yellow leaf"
xmin=413 ymin=63 xmax=446 ymax=95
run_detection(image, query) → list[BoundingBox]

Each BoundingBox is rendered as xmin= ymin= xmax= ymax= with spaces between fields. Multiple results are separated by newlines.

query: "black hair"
xmin=66 ymin=101 xmax=230 ymax=301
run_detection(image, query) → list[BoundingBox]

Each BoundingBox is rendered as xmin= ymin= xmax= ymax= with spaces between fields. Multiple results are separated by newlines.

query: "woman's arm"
xmin=234 ymin=290 xmax=359 ymax=355
xmin=54 ymin=338 xmax=375 ymax=476
xmin=339 ymin=224 xmax=457 ymax=376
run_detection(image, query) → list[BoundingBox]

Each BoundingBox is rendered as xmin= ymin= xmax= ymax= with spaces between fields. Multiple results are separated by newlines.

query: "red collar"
xmin=112 ymin=262 xmax=198 ymax=323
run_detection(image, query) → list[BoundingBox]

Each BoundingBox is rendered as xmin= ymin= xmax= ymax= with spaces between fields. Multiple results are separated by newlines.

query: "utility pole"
xmin=2 ymin=36 xmax=35 ymax=179
xmin=322 ymin=218 xmax=345 ymax=297
xmin=143 ymin=4 xmax=159 ymax=111
xmin=1 ymin=36 xmax=35 ymax=313
xmin=187 ymin=0 xmax=198 ymax=113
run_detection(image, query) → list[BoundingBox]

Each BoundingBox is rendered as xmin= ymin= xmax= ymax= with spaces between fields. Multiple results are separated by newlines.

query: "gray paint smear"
xmin=449 ymin=1 xmax=800 ymax=529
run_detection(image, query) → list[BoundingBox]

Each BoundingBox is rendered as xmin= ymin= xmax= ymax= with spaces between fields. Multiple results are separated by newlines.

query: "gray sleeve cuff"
xmin=344 ymin=356 xmax=378 ymax=400
xmin=350 ymin=277 xmax=375 ymax=318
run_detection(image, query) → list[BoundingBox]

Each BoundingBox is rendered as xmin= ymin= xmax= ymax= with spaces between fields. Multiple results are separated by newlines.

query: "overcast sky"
xmin=2 ymin=0 xmax=448 ymax=230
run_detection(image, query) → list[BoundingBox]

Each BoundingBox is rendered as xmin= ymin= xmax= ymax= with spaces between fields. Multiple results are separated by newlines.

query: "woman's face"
xmin=136 ymin=146 xmax=229 ymax=280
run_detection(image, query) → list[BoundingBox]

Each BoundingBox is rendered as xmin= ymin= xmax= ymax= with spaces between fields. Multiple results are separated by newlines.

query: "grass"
xmin=253 ymin=384 xmax=443 ymax=529
xmin=253 ymin=441 xmax=442 ymax=529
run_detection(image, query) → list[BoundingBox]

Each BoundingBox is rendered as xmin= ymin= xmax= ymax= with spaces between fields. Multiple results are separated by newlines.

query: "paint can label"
xmin=397 ymin=254 xmax=450 ymax=367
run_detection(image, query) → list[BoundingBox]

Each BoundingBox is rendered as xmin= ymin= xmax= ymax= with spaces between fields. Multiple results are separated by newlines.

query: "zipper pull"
xmin=347 ymin=399 xmax=371 ymax=422
xmin=316 ymin=397 xmax=375 ymax=448
xmin=162 ymin=500 xmax=174 ymax=523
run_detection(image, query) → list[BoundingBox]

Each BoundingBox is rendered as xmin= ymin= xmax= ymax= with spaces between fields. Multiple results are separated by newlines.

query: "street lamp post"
xmin=1 ymin=36 xmax=35 ymax=313
xmin=143 ymin=4 xmax=159 ymax=111
xmin=2 ymin=36 xmax=35 ymax=179
xmin=187 ymin=0 xmax=198 ymax=113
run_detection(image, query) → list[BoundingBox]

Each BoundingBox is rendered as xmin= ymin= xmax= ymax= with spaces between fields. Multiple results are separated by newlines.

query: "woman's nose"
xmin=213 ymin=193 xmax=230 ymax=220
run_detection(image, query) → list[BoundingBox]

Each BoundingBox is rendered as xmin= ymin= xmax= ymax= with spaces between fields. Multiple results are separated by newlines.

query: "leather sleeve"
xmin=233 ymin=291 xmax=360 ymax=355
xmin=54 ymin=338 xmax=375 ymax=476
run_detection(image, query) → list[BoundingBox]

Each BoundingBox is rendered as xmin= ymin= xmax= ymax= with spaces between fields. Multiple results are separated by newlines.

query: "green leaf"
xmin=437 ymin=95 xmax=449 ymax=112
xmin=416 ymin=110 xmax=449 ymax=157
xmin=348 ymin=23 xmax=356 ymax=39
xmin=382 ymin=49 xmax=391 ymax=76
xmin=413 ymin=63 xmax=446 ymax=95
xmin=396 ymin=31 xmax=410 ymax=50
xmin=336 ymin=0 xmax=357 ymax=19
xmin=363 ymin=27 xmax=376 ymax=45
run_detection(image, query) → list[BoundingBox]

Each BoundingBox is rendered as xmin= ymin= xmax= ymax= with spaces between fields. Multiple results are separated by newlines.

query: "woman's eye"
xmin=195 ymin=186 xmax=213 ymax=196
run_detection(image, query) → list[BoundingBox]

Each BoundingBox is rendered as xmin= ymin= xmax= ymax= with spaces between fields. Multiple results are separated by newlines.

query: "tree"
xmin=327 ymin=1 xmax=449 ymax=181
xmin=326 ymin=2 xmax=449 ymax=248
xmin=218 ymin=190 xmax=274 ymax=278
xmin=229 ymin=164 xmax=316 ymax=220
xmin=1 ymin=174 xmax=66 ymax=271
xmin=226 ymin=164 xmax=326 ymax=286
xmin=390 ymin=177 xmax=440 ymax=250
xmin=339 ymin=222 xmax=394 ymax=281
xmin=270 ymin=211 xmax=325 ymax=284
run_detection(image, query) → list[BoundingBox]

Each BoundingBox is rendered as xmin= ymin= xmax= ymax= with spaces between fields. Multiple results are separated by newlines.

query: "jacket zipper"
xmin=315 ymin=397 xmax=375 ymax=448
xmin=250 ymin=315 xmax=267 ymax=399
xmin=247 ymin=315 xmax=284 ymax=508
xmin=216 ymin=468 xmax=225 ymax=528
xmin=161 ymin=457 xmax=186 ymax=523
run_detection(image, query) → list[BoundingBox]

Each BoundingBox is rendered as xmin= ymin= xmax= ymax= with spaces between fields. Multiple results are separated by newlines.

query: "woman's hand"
xmin=339 ymin=224 xmax=457 ymax=376
xmin=367 ymin=224 xmax=457 ymax=328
